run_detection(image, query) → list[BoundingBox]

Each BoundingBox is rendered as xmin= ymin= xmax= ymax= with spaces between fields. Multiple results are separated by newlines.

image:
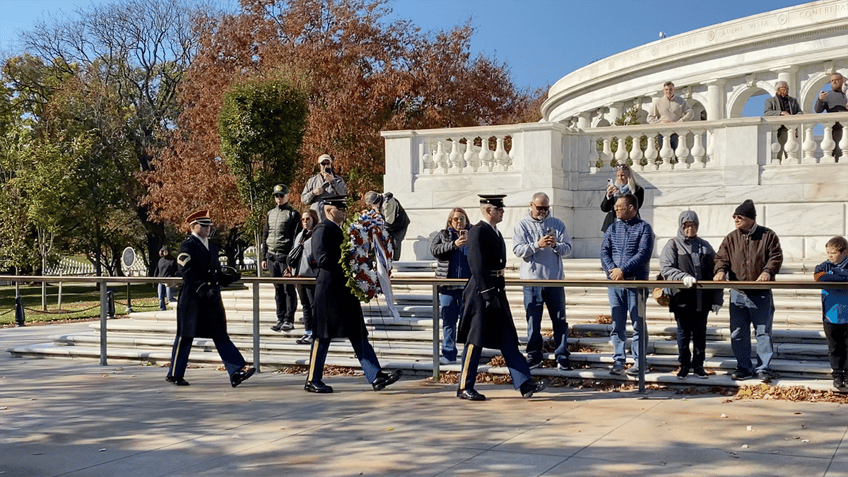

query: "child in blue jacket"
xmin=814 ymin=236 xmax=848 ymax=390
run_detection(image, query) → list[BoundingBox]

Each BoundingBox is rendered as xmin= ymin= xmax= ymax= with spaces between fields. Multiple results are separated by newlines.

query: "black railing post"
xmin=100 ymin=279 xmax=108 ymax=366
xmin=15 ymin=295 xmax=26 ymax=327
xmin=126 ymin=282 xmax=133 ymax=313
xmin=106 ymin=289 xmax=115 ymax=319
xmin=432 ymin=284 xmax=440 ymax=380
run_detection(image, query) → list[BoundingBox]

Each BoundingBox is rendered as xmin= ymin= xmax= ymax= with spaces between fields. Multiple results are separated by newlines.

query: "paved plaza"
xmin=1 ymin=323 xmax=847 ymax=477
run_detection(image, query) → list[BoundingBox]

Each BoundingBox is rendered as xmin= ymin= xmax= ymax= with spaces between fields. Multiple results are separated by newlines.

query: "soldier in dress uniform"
xmin=456 ymin=194 xmax=549 ymax=401
xmin=165 ymin=210 xmax=255 ymax=387
xmin=304 ymin=196 xmax=402 ymax=393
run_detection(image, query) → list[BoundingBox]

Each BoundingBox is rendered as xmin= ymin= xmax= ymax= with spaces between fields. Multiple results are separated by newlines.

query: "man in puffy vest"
xmin=261 ymin=184 xmax=301 ymax=332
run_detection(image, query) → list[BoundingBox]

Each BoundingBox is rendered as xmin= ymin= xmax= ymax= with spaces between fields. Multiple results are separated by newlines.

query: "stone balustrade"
xmin=382 ymin=113 xmax=848 ymax=261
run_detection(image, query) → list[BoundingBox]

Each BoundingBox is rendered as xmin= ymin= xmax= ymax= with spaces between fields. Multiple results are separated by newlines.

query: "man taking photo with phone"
xmin=301 ymin=154 xmax=347 ymax=222
xmin=513 ymin=192 xmax=574 ymax=371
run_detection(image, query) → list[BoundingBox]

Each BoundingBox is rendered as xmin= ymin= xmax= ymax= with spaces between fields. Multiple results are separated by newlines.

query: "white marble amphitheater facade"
xmin=382 ymin=0 xmax=848 ymax=261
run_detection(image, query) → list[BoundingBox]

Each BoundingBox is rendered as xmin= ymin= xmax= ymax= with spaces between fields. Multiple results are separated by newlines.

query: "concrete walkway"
xmin=1 ymin=323 xmax=847 ymax=477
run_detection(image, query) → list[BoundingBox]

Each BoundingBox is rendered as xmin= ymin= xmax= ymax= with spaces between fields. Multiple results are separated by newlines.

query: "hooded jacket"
xmin=659 ymin=211 xmax=723 ymax=311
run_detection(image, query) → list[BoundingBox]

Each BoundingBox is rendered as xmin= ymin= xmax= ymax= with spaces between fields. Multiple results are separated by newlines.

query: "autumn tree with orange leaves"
xmin=141 ymin=0 xmax=541 ymax=255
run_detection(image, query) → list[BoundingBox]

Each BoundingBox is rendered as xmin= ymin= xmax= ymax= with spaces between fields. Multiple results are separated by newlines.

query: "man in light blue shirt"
xmin=513 ymin=192 xmax=573 ymax=370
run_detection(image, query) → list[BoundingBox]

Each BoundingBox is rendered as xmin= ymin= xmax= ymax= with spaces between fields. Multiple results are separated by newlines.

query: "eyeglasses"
xmin=732 ymin=215 xmax=745 ymax=220
xmin=320 ymin=162 xmax=331 ymax=166
xmin=532 ymin=204 xmax=550 ymax=211
xmin=451 ymin=217 xmax=467 ymax=222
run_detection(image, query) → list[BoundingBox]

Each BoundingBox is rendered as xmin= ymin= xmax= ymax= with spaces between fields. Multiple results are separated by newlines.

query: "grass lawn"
xmin=0 ymin=282 xmax=160 ymax=326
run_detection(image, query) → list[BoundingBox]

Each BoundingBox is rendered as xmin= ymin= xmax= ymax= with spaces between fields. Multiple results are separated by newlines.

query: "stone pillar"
xmin=576 ymin=111 xmax=592 ymax=129
xmin=704 ymin=79 xmax=726 ymax=121
xmin=607 ymin=102 xmax=622 ymax=124
xmin=772 ymin=66 xmax=798 ymax=96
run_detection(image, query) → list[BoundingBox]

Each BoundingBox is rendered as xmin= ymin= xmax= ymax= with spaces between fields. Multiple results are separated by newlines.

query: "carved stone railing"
xmin=762 ymin=114 xmax=848 ymax=165
xmin=583 ymin=113 xmax=848 ymax=172
xmin=397 ymin=125 xmax=524 ymax=175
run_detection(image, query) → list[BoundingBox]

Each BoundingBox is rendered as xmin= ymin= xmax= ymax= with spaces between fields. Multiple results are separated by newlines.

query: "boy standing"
xmin=814 ymin=236 xmax=848 ymax=390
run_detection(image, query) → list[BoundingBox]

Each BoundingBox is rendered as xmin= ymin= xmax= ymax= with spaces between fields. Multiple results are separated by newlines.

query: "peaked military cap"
xmin=321 ymin=195 xmax=348 ymax=210
xmin=186 ymin=210 xmax=212 ymax=227
xmin=478 ymin=194 xmax=507 ymax=208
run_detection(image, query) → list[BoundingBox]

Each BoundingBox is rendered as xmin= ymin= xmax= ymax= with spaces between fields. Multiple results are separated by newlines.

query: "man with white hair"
xmin=764 ymin=80 xmax=802 ymax=160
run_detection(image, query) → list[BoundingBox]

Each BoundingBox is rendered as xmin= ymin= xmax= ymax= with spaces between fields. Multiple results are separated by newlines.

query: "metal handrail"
xmin=4 ymin=275 xmax=847 ymax=394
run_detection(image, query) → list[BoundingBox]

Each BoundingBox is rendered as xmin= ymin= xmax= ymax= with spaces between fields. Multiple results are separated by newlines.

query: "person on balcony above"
xmin=647 ymin=81 xmax=693 ymax=154
xmin=814 ymin=72 xmax=846 ymax=160
xmin=764 ymin=80 xmax=803 ymax=160
xmin=600 ymin=163 xmax=644 ymax=233
xmin=647 ymin=81 xmax=694 ymax=124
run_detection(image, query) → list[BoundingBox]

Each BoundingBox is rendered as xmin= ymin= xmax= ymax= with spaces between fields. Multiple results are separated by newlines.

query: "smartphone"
xmin=607 ymin=178 xmax=613 ymax=186
xmin=546 ymin=227 xmax=554 ymax=237
xmin=459 ymin=230 xmax=467 ymax=238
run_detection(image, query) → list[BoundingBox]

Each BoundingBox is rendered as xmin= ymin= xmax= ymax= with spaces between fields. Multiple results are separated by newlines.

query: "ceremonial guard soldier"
xmin=456 ymin=194 xmax=549 ymax=401
xmin=304 ymin=196 xmax=402 ymax=393
xmin=166 ymin=210 xmax=255 ymax=387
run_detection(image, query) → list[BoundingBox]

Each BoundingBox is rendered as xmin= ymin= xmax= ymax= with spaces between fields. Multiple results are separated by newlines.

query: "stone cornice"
xmin=542 ymin=0 xmax=848 ymax=121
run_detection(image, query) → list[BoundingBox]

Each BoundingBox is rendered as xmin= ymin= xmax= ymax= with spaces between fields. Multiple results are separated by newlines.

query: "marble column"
xmin=704 ymin=79 xmax=726 ymax=121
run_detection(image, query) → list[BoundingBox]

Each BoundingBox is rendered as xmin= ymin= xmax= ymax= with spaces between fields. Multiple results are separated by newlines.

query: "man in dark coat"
xmin=456 ymin=194 xmax=548 ymax=401
xmin=165 ymin=210 xmax=254 ymax=387
xmin=304 ymin=196 xmax=402 ymax=394
xmin=260 ymin=184 xmax=301 ymax=332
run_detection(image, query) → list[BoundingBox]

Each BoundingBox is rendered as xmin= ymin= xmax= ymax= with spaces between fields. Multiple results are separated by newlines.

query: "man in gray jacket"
xmin=764 ymin=81 xmax=802 ymax=160
xmin=512 ymin=192 xmax=573 ymax=371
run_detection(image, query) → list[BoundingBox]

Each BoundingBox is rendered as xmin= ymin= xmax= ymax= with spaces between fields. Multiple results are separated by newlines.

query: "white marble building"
xmin=382 ymin=0 xmax=848 ymax=262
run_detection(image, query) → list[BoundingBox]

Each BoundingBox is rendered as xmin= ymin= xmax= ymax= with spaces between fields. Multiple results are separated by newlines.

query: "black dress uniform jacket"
xmin=176 ymin=235 xmax=237 ymax=338
xmin=458 ymin=221 xmax=519 ymax=349
xmin=311 ymin=219 xmax=368 ymax=341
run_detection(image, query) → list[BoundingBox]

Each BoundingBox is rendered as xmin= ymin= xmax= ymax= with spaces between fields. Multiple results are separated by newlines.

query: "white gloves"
xmin=711 ymin=304 xmax=722 ymax=314
xmin=682 ymin=276 xmax=697 ymax=288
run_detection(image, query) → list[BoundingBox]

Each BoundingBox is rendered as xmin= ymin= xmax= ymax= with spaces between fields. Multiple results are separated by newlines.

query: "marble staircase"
xmin=7 ymin=259 xmax=836 ymax=387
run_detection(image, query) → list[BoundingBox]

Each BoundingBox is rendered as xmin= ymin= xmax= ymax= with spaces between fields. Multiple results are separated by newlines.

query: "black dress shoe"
xmin=520 ymin=378 xmax=549 ymax=398
xmin=230 ymin=367 xmax=256 ymax=387
xmin=456 ymin=389 xmax=486 ymax=401
xmin=304 ymin=381 xmax=333 ymax=393
xmin=372 ymin=370 xmax=403 ymax=391
xmin=165 ymin=376 xmax=189 ymax=386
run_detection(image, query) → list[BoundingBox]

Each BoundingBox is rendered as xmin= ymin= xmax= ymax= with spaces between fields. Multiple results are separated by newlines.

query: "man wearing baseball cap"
xmin=301 ymin=154 xmax=347 ymax=222
xmin=166 ymin=210 xmax=255 ymax=387
xmin=260 ymin=184 xmax=300 ymax=333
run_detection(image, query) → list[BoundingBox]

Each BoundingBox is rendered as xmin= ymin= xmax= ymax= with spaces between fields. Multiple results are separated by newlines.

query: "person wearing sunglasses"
xmin=714 ymin=199 xmax=783 ymax=382
xmin=513 ymin=192 xmax=573 ymax=371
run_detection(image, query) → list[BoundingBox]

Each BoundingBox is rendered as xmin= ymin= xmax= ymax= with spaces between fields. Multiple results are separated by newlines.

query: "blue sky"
xmin=1 ymin=0 xmax=810 ymax=113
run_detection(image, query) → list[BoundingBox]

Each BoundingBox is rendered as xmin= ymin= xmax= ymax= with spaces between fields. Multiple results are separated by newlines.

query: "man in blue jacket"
xmin=601 ymin=194 xmax=654 ymax=376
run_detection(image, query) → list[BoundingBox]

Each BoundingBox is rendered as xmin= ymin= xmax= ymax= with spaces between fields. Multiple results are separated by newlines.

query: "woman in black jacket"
xmin=429 ymin=207 xmax=472 ymax=364
xmin=600 ymin=164 xmax=644 ymax=232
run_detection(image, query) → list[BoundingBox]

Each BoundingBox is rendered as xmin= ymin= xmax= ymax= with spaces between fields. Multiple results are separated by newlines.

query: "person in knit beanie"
xmin=714 ymin=199 xmax=783 ymax=382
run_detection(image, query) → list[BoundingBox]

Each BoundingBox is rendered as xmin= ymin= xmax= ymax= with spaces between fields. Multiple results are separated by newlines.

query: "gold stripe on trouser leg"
xmin=170 ymin=336 xmax=182 ymax=376
xmin=459 ymin=344 xmax=475 ymax=390
xmin=307 ymin=338 xmax=320 ymax=382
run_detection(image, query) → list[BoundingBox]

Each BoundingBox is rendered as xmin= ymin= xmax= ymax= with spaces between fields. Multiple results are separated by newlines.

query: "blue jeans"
xmin=523 ymin=287 xmax=569 ymax=361
xmin=729 ymin=290 xmax=774 ymax=374
xmin=158 ymin=283 xmax=175 ymax=310
xmin=439 ymin=288 xmax=463 ymax=361
xmin=608 ymin=286 xmax=647 ymax=365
